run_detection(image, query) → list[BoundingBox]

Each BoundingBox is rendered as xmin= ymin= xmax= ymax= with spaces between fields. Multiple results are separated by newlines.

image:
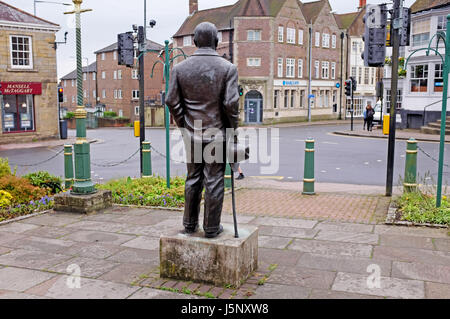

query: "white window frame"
xmin=135 ymin=106 xmax=140 ymax=116
xmin=247 ymin=30 xmax=261 ymax=41
xmin=298 ymin=29 xmax=303 ymax=45
xmin=331 ymin=62 xmax=336 ymax=80
xmin=218 ymin=31 xmax=223 ymax=43
xmin=114 ymin=90 xmax=118 ymax=99
xmin=72 ymin=96 xmax=75 ymax=103
xmin=93 ymin=72 xmax=96 ymax=81
xmin=113 ymin=51 xmax=117 ymax=60
xmin=247 ymin=57 xmax=261 ymax=67
xmin=64 ymin=80 xmax=67 ymax=87
xmin=93 ymin=90 xmax=96 ymax=99
xmin=277 ymin=58 xmax=283 ymax=77
xmin=315 ymin=32 xmax=320 ymax=47
xmin=322 ymin=61 xmax=329 ymax=79
xmin=101 ymin=53 xmax=105 ymax=60
xmin=410 ymin=64 xmax=429 ymax=93
xmin=102 ymin=89 xmax=106 ymax=98
xmin=10 ymin=35 xmax=33 ymax=69
xmin=286 ymin=58 xmax=295 ymax=78
xmin=183 ymin=35 xmax=192 ymax=46
xmin=132 ymin=90 xmax=139 ymax=100
xmin=286 ymin=28 xmax=296 ymax=44
xmin=132 ymin=69 xmax=138 ymax=79
xmin=332 ymin=34 xmax=336 ymax=49
xmin=102 ymin=71 xmax=106 ymax=79
xmin=298 ymin=59 xmax=303 ymax=78
xmin=322 ymin=33 xmax=330 ymax=48
xmin=278 ymin=26 xmax=284 ymax=43
xmin=71 ymin=79 xmax=75 ymax=87
xmin=118 ymin=70 xmax=122 ymax=80
xmin=314 ymin=61 xmax=319 ymax=78
xmin=113 ymin=71 xmax=117 ymax=80
xmin=118 ymin=89 xmax=123 ymax=99
xmin=83 ymin=73 xmax=87 ymax=81
xmin=412 ymin=19 xmax=430 ymax=47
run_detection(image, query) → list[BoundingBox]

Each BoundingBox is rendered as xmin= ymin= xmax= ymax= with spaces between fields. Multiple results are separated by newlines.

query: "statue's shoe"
xmin=204 ymin=225 xmax=224 ymax=239
xmin=183 ymin=225 xmax=199 ymax=234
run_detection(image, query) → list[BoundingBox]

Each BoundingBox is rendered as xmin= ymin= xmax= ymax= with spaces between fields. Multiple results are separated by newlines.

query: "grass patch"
xmin=396 ymin=191 xmax=450 ymax=226
xmin=97 ymin=176 xmax=185 ymax=208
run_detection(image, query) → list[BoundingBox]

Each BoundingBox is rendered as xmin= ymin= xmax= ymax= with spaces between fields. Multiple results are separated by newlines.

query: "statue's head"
xmin=194 ymin=22 xmax=218 ymax=50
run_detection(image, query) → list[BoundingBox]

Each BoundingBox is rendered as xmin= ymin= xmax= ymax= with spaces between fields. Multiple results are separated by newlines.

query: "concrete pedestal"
xmin=160 ymin=224 xmax=258 ymax=288
xmin=53 ymin=190 xmax=112 ymax=214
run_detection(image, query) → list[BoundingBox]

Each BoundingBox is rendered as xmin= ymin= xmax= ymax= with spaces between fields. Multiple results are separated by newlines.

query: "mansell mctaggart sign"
xmin=0 ymin=82 xmax=42 ymax=95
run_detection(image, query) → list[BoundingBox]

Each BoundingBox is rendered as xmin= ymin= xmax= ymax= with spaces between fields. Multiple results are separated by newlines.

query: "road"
xmin=1 ymin=124 xmax=449 ymax=187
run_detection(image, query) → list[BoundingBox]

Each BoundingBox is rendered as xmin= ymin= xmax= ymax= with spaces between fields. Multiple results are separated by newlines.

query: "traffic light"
xmin=345 ymin=79 xmax=352 ymax=97
xmin=350 ymin=76 xmax=357 ymax=92
xmin=238 ymin=85 xmax=244 ymax=97
xmin=58 ymin=87 xmax=64 ymax=103
xmin=118 ymin=32 xmax=135 ymax=67
xmin=362 ymin=4 xmax=388 ymax=67
xmin=399 ymin=7 xmax=411 ymax=47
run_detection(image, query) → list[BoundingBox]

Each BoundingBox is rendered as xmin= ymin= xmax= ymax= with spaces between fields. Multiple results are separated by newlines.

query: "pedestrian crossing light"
xmin=118 ymin=32 xmax=135 ymax=68
xmin=58 ymin=87 xmax=64 ymax=103
xmin=345 ymin=79 xmax=352 ymax=97
xmin=362 ymin=4 xmax=388 ymax=67
xmin=238 ymin=85 xmax=244 ymax=97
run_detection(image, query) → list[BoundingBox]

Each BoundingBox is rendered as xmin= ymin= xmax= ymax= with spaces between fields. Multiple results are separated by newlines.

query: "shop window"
xmin=410 ymin=64 xmax=428 ymax=92
xmin=434 ymin=63 xmax=443 ymax=92
xmin=2 ymin=94 xmax=35 ymax=133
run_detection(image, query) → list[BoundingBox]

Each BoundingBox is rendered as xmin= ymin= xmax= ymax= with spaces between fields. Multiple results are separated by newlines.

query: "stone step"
xmin=428 ymin=122 xmax=450 ymax=129
xmin=421 ymin=126 xmax=450 ymax=135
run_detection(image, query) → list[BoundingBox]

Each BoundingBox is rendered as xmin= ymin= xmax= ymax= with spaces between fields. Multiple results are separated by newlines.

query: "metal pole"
xmin=436 ymin=14 xmax=450 ymax=207
xmin=303 ymin=138 xmax=315 ymax=195
xmin=339 ymin=32 xmax=345 ymax=120
xmin=164 ymin=40 xmax=171 ymax=188
xmin=139 ymin=26 xmax=146 ymax=175
xmin=230 ymin=165 xmax=239 ymax=238
xmin=351 ymin=80 xmax=354 ymax=131
xmin=386 ymin=0 xmax=402 ymax=197
xmin=34 ymin=0 xmax=36 ymax=15
xmin=403 ymin=138 xmax=418 ymax=193
xmin=144 ymin=0 xmax=147 ymax=40
xmin=308 ymin=23 xmax=312 ymax=122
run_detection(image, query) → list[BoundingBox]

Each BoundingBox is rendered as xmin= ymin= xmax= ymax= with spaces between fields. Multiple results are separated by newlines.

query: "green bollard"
xmin=303 ymin=138 xmax=315 ymax=195
xmin=64 ymin=145 xmax=74 ymax=190
xmin=142 ymin=141 xmax=152 ymax=178
xmin=403 ymin=138 xmax=418 ymax=193
xmin=225 ymin=163 xmax=232 ymax=189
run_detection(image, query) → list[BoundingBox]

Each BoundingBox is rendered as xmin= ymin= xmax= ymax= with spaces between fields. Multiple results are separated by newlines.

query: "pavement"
xmin=0 ymin=137 xmax=99 ymax=151
xmin=334 ymin=126 xmax=450 ymax=143
xmin=0 ymin=179 xmax=448 ymax=299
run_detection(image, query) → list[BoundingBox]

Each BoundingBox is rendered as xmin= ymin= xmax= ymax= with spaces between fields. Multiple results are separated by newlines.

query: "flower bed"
xmin=395 ymin=191 xmax=450 ymax=226
xmin=96 ymin=176 xmax=185 ymax=208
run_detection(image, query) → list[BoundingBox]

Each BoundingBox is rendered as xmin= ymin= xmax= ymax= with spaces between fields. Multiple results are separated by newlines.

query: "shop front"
xmin=1 ymin=82 xmax=41 ymax=134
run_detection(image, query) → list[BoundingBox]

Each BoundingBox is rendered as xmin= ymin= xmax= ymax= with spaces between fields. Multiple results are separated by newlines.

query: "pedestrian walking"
xmin=366 ymin=103 xmax=375 ymax=132
xmin=363 ymin=108 xmax=368 ymax=130
xmin=236 ymin=165 xmax=245 ymax=180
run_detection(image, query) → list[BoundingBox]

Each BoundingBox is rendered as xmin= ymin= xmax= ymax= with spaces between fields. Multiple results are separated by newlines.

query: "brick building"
xmin=172 ymin=0 xmax=342 ymax=124
xmin=0 ymin=1 xmax=60 ymax=144
xmin=60 ymin=39 xmax=165 ymax=124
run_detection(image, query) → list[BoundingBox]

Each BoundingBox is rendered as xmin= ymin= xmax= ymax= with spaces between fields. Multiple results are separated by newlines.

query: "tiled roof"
xmin=173 ymin=0 xmax=288 ymax=37
xmin=411 ymin=0 xmax=449 ymax=13
xmin=0 ymin=0 xmax=59 ymax=28
xmin=334 ymin=11 xmax=359 ymax=30
xmin=60 ymin=62 xmax=97 ymax=80
xmin=94 ymin=39 xmax=164 ymax=54
xmin=299 ymin=0 xmax=325 ymax=24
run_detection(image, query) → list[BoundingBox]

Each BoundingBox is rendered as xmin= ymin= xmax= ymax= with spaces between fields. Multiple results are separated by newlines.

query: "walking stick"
xmin=230 ymin=163 xmax=239 ymax=238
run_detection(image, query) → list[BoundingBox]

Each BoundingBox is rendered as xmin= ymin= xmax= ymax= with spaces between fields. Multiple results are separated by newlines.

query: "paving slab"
xmin=391 ymin=261 xmax=450 ymax=284
xmin=113 ymin=213 xmax=171 ymax=225
xmin=258 ymin=236 xmax=292 ymax=249
xmin=249 ymin=283 xmax=311 ymax=299
xmin=289 ymin=239 xmax=373 ymax=258
xmin=3 ymin=236 xmax=75 ymax=254
xmin=61 ymin=242 xmax=124 ymax=259
xmin=0 ymin=249 xmax=72 ymax=269
xmin=332 ymin=272 xmax=425 ymax=299
xmin=379 ymin=234 xmax=434 ymax=250
xmin=98 ymin=263 xmax=156 ymax=284
xmin=107 ymin=248 xmax=159 ymax=266
xmin=33 ymin=275 xmax=139 ymax=299
xmin=258 ymin=248 xmax=302 ymax=267
xmin=19 ymin=215 xmax=80 ymax=227
xmin=425 ymin=282 xmax=450 ymax=299
xmin=121 ymin=236 xmax=159 ymax=250
xmin=62 ymin=230 xmax=136 ymax=246
xmin=0 ymin=247 xmax=10 ymax=256
xmin=296 ymin=253 xmax=392 ymax=276
xmin=221 ymin=214 xmax=256 ymax=225
xmin=0 ymin=289 xmax=50 ymax=299
xmin=433 ymin=238 xmax=450 ymax=252
xmin=374 ymin=225 xmax=449 ymax=238
xmin=0 ymin=232 xmax=25 ymax=246
xmin=267 ymin=266 xmax=336 ymax=289
xmin=314 ymin=221 xmax=374 ymax=233
xmin=49 ymin=257 xmax=120 ymax=279
xmin=258 ymin=225 xmax=318 ymax=239
xmin=373 ymin=246 xmax=450 ymax=266
xmin=0 ymin=222 xmax=39 ymax=234
xmin=128 ymin=287 xmax=200 ymax=299
xmin=66 ymin=220 xmax=125 ymax=233
xmin=314 ymin=230 xmax=379 ymax=245
xmin=119 ymin=224 xmax=166 ymax=237
xmin=309 ymin=289 xmax=383 ymax=299
xmin=23 ymin=226 xmax=75 ymax=239
xmin=251 ymin=217 xmax=317 ymax=229
xmin=0 ymin=267 xmax=56 ymax=292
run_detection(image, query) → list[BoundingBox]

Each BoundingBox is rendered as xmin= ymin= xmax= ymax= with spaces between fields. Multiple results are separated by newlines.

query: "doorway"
xmin=244 ymin=90 xmax=263 ymax=124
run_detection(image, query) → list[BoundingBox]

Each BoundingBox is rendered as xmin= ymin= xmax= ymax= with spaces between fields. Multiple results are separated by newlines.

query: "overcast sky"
xmin=5 ymin=0 xmax=416 ymax=79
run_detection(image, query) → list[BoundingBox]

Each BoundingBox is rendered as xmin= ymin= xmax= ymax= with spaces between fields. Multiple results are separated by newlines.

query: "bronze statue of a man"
xmin=166 ymin=22 xmax=240 ymax=238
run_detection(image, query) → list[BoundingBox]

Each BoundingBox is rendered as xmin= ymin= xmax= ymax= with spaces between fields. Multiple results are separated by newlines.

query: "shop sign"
xmin=0 ymin=82 xmax=42 ymax=95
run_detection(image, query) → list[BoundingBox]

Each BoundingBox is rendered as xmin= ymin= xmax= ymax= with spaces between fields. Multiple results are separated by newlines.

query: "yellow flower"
xmin=0 ymin=190 xmax=13 ymax=208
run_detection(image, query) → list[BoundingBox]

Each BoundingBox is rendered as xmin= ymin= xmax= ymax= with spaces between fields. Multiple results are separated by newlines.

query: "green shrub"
xmin=103 ymin=111 xmax=117 ymax=118
xmin=64 ymin=112 xmax=75 ymax=119
xmin=23 ymin=171 xmax=63 ymax=195
xmin=97 ymin=176 xmax=185 ymax=208
xmin=396 ymin=191 xmax=450 ymax=225
xmin=0 ymin=158 xmax=11 ymax=178
xmin=0 ymin=175 xmax=47 ymax=205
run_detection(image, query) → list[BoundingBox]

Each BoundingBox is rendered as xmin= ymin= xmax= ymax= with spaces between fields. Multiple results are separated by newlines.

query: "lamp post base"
xmin=54 ymin=189 xmax=112 ymax=215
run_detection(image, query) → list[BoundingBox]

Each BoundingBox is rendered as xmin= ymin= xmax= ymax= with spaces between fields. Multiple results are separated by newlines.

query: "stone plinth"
xmin=160 ymin=224 xmax=258 ymax=287
xmin=53 ymin=190 xmax=112 ymax=214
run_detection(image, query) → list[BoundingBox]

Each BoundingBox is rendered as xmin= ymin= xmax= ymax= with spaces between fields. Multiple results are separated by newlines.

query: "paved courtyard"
xmin=0 ymin=201 xmax=448 ymax=299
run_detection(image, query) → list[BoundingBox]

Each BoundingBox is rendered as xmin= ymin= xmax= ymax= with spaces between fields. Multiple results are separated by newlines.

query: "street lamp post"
xmin=64 ymin=0 xmax=94 ymax=195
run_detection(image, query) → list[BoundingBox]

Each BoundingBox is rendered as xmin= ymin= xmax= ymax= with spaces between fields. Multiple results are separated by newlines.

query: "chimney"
xmin=358 ymin=0 xmax=366 ymax=10
xmin=189 ymin=0 xmax=198 ymax=15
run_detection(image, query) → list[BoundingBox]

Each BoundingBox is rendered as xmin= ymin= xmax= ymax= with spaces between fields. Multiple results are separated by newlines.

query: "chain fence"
xmin=90 ymin=148 xmax=141 ymax=168
xmin=417 ymin=145 xmax=449 ymax=168
xmin=10 ymin=149 xmax=65 ymax=167
xmin=149 ymin=145 xmax=187 ymax=164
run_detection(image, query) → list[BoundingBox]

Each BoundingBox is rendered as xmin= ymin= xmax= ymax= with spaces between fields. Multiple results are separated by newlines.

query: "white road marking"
xmin=336 ymin=168 xmax=341 ymax=170
xmin=364 ymin=162 xmax=369 ymax=165
xmin=321 ymin=170 xmax=327 ymax=173
xmin=323 ymin=141 xmax=338 ymax=145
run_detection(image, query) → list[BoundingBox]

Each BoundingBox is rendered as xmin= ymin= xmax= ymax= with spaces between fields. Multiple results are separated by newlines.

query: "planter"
xmin=385 ymin=201 xmax=448 ymax=229
xmin=98 ymin=117 xmax=130 ymax=128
